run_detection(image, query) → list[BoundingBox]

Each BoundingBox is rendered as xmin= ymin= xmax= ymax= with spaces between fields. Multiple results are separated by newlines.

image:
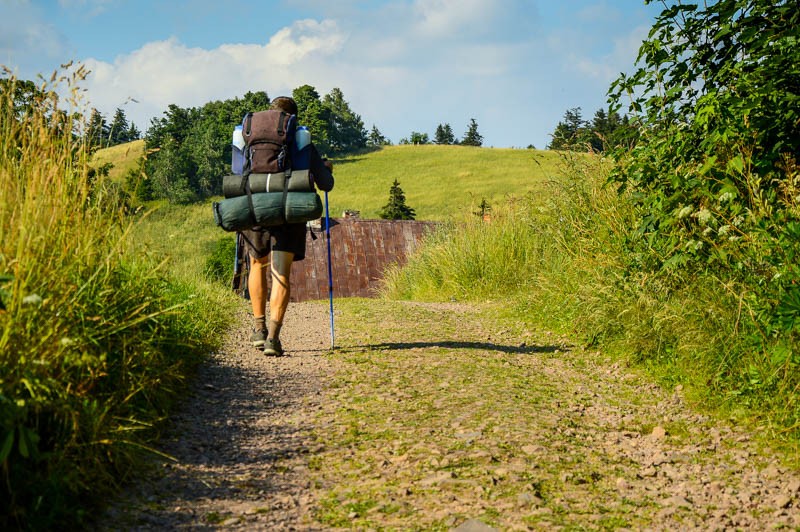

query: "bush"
xmin=205 ymin=234 xmax=237 ymax=284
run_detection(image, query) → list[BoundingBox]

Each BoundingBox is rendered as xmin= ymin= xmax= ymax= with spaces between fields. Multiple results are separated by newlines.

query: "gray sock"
xmin=254 ymin=315 xmax=266 ymax=332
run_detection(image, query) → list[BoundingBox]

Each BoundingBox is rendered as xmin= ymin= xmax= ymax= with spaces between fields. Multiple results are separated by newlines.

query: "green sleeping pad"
xmin=213 ymin=191 xmax=323 ymax=232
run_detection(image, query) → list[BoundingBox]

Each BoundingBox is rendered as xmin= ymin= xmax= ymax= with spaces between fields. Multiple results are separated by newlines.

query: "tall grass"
xmin=0 ymin=70 xmax=230 ymax=528
xmin=383 ymin=152 xmax=800 ymax=446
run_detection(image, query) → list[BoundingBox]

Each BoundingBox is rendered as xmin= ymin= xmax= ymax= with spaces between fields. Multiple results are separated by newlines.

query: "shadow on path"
xmin=355 ymin=340 xmax=569 ymax=355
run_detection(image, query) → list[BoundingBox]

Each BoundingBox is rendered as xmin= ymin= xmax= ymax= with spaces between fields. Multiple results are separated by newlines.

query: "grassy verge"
xmin=382 ymin=152 xmax=800 ymax=453
xmin=0 ymin=71 xmax=234 ymax=528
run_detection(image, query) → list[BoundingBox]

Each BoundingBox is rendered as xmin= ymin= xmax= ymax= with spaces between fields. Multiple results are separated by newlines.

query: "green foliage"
xmin=204 ymin=235 xmax=237 ymax=284
xmin=609 ymin=0 xmax=800 ymax=336
xmin=434 ymin=123 xmax=455 ymax=145
xmin=379 ymin=179 xmax=416 ymax=220
xmin=548 ymin=107 xmax=636 ymax=152
xmin=461 ymin=118 xmax=483 ymax=147
xmin=0 ymin=70 xmax=230 ymax=529
xmin=323 ymin=87 xmax=368 ymax=155
xmin=367 ymin=124 xmax=390 ymax=147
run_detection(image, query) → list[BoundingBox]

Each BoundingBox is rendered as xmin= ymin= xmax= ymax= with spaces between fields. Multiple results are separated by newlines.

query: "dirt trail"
xmin=98 ymin=299 xmax=800 ymax=530
xmin=97 ymin=302 xmax=335 ymax=530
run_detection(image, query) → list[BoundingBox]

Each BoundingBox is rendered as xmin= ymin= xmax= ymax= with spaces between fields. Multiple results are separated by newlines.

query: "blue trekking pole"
xmin=325 ymin=190 xmax=335 ymax=349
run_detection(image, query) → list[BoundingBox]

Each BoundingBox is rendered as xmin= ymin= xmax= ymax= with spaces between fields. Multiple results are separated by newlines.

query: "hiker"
xmin=241 ymin=96 xmax=334 ymax=356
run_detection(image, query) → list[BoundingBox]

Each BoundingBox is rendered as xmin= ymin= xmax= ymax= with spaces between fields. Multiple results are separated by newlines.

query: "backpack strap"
xmin=242 ymin=169 xmax=257 ymax=228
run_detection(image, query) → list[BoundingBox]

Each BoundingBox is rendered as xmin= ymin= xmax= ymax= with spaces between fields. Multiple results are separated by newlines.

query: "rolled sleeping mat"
xmin=222 ymin=170 xmax=313 ymax=198
xmin=213 ymin=191 xmax=323 ymax=232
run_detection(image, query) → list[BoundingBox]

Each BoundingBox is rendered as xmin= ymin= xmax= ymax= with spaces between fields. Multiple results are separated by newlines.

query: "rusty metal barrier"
xmin=288 ymin=218 xmax=437 ymax=302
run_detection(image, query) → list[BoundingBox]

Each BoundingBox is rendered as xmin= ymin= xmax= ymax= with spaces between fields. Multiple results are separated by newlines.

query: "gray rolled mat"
xmin=222 ymin=170 xmax=313 ymax=198
xmin=212 ymin=191 xmax=323 ymax=232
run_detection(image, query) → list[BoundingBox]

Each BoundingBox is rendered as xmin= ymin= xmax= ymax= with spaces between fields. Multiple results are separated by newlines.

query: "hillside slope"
xmin=330 ymin=145 xmax=561 ymax=221
xmin=94 ymin=141 xmax=563 ymax=221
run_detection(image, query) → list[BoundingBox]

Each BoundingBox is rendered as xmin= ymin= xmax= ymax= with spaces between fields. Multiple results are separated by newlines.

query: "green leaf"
xmin=727 ymin=155 xmax=744 ymax=175
xmin=0 ymin=430 xmax=13 ymax=462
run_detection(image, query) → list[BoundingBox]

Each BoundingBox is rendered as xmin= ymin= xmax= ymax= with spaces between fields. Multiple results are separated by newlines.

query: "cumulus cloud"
xmin=81 ymin=19 xmax=346 ymax=129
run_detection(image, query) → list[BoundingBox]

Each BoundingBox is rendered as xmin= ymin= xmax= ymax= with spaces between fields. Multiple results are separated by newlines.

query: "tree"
xmin=85 ymin=108 xmax=109 ymax=148
xmin=108 ymin=108 xmax=130 ymax=145
xmin=323 ymin=87 xmax=367 ymax=155
xmin=548 ymin=107 xmax=589 ymax=150
xmin=461 ymin=118 xmax=483 ymax=146
xmin=434 ymin=123 xmax=455 ymax=145
xmin=367 ymin=124 xmax=389 ymax=147
xmin=126 ymin=122 xmax=141 ymax=141
xmin=293 ymin=85 xmax=330 ymax=154
xmin=409 ymin=131 xmax=429 ymax=145
xmin=379 ymin=179 xmax=416 ymax=220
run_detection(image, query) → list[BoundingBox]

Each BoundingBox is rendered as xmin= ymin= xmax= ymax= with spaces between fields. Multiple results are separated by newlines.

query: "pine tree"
xmin=461 ymin=118 xmax=483 ymax=146
xmin=367 ymin=124 xmax=388 ymax=147
xmin=108 ymin=107 xmax=130 ymax=145
xmin=434 ymin=123 xmax=455 ymax=144
xmin=379 ymin=179 xmax=416 ymax=220
xmin=323 ymin=87 xmax=367 ymax=154
xmin=85 ymin=108 xmax=109 ymax=148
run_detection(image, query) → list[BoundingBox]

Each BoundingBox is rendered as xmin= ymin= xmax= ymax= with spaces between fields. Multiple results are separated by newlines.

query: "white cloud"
xmin=412 ymin=0 xmax=494 ymax=37
xmin=81 ymin=19 xmax=346 ymax=129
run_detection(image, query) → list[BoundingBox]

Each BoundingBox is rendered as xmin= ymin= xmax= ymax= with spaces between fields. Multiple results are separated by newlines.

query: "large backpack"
xmin=214 ymin=110 xmax=321 ymax=232
xmin=241 ymin=109 xmax=296 ymax=175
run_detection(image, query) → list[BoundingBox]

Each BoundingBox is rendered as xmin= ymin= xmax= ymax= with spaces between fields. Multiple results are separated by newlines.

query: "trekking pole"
xmin=325 ymin=190 xmax=335 ymax=349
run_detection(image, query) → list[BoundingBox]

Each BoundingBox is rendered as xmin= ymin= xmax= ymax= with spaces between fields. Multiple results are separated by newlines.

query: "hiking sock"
xmin=268 ymin=319 xmax=282 ymax=340
xmin=254 ymin=315 xmax=267 ymax=332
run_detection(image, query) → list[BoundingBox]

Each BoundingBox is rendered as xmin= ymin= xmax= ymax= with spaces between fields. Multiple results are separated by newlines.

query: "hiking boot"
xmin=263 ymin=337 xmax=285 ymax=357
xmin=250 ymin=328 xmax=267 ymax=348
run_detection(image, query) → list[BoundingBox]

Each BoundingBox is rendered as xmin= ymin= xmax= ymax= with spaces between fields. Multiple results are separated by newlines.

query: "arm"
xmin=309 ymin=144 xmax=334 ymax=192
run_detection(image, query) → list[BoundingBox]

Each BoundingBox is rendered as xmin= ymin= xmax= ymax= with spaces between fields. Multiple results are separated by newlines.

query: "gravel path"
xmin=97 ymin=301 xmax=335 ymax=530
xmin=96 ymin=299 xmax=800 ymax=530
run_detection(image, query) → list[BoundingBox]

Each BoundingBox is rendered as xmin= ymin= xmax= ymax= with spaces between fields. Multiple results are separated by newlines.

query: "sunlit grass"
xmin=329 ymin=145 xmax=560 ymax=221
xmin=0 ymin=69 xmax=232 ymax=529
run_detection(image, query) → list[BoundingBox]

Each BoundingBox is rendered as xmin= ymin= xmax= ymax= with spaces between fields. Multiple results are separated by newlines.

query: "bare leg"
xmin=269 ymin=250 xmax=294 ymax=328
xmin=249 ymin=255 xmax=269 ymax=320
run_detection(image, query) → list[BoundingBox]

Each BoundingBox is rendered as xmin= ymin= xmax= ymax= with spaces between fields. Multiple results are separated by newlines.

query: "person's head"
xmin=270 ymin=96 xmax=298 ymax=116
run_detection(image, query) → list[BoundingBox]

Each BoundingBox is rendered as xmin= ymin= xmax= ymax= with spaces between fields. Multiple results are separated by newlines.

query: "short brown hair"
xmin=270 ymin=96 xmax=298 ymax=115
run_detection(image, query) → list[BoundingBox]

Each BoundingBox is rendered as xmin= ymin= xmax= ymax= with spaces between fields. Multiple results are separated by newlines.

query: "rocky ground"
xmin=96 ymin=299 xmax=800 ymax=530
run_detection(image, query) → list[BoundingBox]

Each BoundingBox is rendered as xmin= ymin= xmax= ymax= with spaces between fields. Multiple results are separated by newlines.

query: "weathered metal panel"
xmin=286 ymin=218 xmax=436 ymax=302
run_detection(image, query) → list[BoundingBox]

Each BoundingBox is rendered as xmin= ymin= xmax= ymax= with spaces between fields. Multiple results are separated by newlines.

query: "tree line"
xmin=399 ymin=118 xmax=483 ymax=147
xmin=136 ymin=85 xmax=369 ymax=204
xmin=547 ymin=106 xmax=638 ymax=152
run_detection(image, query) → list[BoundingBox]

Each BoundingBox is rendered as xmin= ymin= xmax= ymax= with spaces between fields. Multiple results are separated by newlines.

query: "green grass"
xmin=91 ymin=139 xmax=145 ymax=182
xmin=381 ymin=150 xmax=800 ymax=455
xmin=328 ymin=145 xmax=560 ymax=221
xmin=0 ymin=72 xmax=233 ymax=529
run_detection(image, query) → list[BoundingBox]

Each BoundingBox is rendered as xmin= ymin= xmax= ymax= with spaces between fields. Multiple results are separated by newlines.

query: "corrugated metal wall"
xmin=288 ymin=218 xmax=437 ymax=302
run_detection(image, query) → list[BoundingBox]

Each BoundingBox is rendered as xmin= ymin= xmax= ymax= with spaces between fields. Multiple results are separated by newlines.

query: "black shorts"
xmin=240 ymin=223 xmax=307 ymax=261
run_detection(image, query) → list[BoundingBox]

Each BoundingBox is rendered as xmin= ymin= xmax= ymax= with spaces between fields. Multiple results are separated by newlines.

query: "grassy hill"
xmin=329 ymin=145 xmax=562 ymax=221
xmin=90 ymin=139 xmax=145 ymax=182
xmin=93 ymin=142 xmax=563 ymax=222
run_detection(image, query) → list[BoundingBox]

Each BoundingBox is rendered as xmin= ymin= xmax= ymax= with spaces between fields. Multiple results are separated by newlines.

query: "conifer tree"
xmin=379 ymin=179 xmax=416 ymax=220
xmin=434 ymin=123 xmax=455 ymax=144
xmin=461 ymin=118 xmax=483 ymax=146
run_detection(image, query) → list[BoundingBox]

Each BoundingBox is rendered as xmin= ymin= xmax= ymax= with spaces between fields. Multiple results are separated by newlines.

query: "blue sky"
xmin=1 ymin=0 xmax=662 ymax=149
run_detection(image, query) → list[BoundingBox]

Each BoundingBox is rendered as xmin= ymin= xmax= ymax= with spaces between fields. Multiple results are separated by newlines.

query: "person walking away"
xmin=240 ymin=96 xmax=334 ymax=356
